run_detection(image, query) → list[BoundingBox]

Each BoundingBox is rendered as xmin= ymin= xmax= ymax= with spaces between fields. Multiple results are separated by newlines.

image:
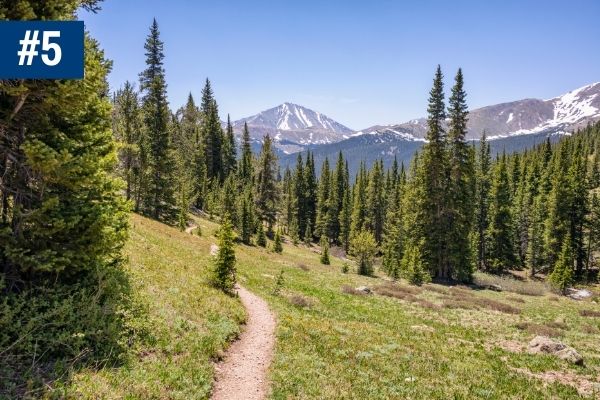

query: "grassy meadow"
xmin=70 ymin=213 xmax=599 ymax=399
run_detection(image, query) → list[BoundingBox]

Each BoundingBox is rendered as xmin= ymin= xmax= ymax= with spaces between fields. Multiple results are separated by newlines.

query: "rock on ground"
xmin=527 ymin=336 xmax=583 ymax=365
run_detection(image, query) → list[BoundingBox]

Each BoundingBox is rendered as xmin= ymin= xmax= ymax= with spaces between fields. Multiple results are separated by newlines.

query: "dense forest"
xmin=1 ymin=2 xmax=599 ymax=397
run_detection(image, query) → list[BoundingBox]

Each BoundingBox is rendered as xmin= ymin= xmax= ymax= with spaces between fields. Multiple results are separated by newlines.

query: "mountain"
xmin=357 ymin=82 xmax=600 ymax=141
xmin=232 ymin=103 xmax=353 ymax=154
xmin=280 ymin=83 xmax=600 ymax=177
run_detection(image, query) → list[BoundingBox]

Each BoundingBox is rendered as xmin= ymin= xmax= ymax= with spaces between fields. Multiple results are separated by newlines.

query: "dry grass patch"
xmin=579 ymin=309 xmax=600 ymax=318
xmin=442 ymin=299 xmax=479 ymax=310
xmin=341 ymin=285 xmax=367 ymax=296
xmin=515 ymin=322 xmax=562 ymax=338
xmin=288 ymin=294 xmax=314 ymax=308
xmin=509 ymin=367 xmax=599 ymax=397
xmin=506 ymin=295 xmax=526 ymax=303
xmin=424 ymin=284 xmax=450 ymax=295
xmin=474 ymin=273 xmax=547 ymax=296
xmin=296 ymin=263 xmax=310 ymax=271
xmin=582 ymin=324 xmax=600 ymax=334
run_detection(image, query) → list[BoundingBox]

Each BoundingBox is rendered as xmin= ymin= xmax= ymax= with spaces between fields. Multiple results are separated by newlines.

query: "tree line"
xmin=114 ymin=20 xmax=600 ymax=290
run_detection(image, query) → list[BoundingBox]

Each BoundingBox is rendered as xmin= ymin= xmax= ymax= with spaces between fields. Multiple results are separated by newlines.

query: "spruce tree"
xmin=339 ymin=165 xmax=352 ymax=252
xmin=418 ymin=65 xmax=450 ymax=279
xmin=273 ymin=229 xmax=283 ymax=253
xmin=320 ymin=236 xmax=331 ymax=265
xmin=316 ymin=157 xmax=331 ymax=238
xmin=222 ymin=114 xmax=237 ymax=178
xmin=446 ymin=68 xmax=475 ymax=282
xmin=548 ymin=234 xmax=574 ymax=293
xmin=401 ymin=239 xmax=430 ymax=285
xmin=255 ymin=135 xmax=279 ymax=233
xmin=211 ymin=219 xmax=237 ymax=294
xmin=303 ymin=152 xmax=318 ymax=235
xmin=474 ymin=132 xmax=492 ymax=270
xmin=256 ymin=222 xmax=267 ymax=247
xmin=238 ymin=122 xmax=254 ymax=184
xmin=487 ymin=154 xmax=517 ymax=272
xmin=382 ymin=179 xmax=404 ymax=279
xmin=113 ymin=81 xmax=143 ymax=205
xmin=350 ymin=162 xmax=368 ymax=238
xmin=351 ymin=230 xmax=377 ymax=276
xmin=139 ymin=19 xmax=176 ymax=221
xmin=200 ymin=79 xmax=223 ymax=182
xmin=365 ymin=159 xmax=385 ymax=243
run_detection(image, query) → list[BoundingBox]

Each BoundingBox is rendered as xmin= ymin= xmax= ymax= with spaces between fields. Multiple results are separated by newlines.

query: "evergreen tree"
xmin=487 ymin=154 xmax=517 ymax=272
xmin=320 ymin=236 xmax=330 ymax=265
xmin=222 ymin=114 xmax=237 ymax=178
xmin=316 ymin=157 xmax=331 ymax=238
xmin=139 ymin=19 xmax=176 ymax=221
xmin=211 ymin=219 xmax=237 ymax=293
xmin=446 ymin=68 xmax=475 ymax=282
xmin=273 ymin=229 xmax=283 ymax=253
xmin=548 ymin=234 xmax=574 ymax=293
xmin=238 ymin=189 xmax=255 ymax=245
xmin=255 ymin=135 xmax=279 ymax=233
xmin=301 ymin=151 xmax=317 ymax=236
xmin=339 ymin=164 xmax=352 ymax=252
xmin=293 ymin=154 xmax=307 ymax=236
xmin=327 ymin=151 xmax=346 ymax=242
xmin=401 ymin=239 xmax=430 ymax=285
xmin=255 ymin=222 xmax=267 ymax=247
xmin=238 ymin=122 xmax=254 ymax=184
xmin=365 ymin=160 xmax=386 ymax=243
xmin=418 ymin=65 xmax=450 ymax=279
xmin=474 ymin=132 xmax=492 ymax=270
xmin=351 ymin=230 xmax=377 ymax=276
xmin=200 ymin=79 xmax=224 ymax=182
xmin=113 ymin=81 xmax=143 ymax=205
xmin=382 ymin=178 xmax=404 ymax=279
xmin=350 ymin=162 xmax=368 ymax=238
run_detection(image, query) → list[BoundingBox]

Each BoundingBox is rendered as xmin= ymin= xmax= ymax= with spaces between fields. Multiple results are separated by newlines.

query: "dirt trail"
xmin=211 ymin=285 xmax=276 ymax=400
xmin=185 ymin=225 xmax=196 ymax=234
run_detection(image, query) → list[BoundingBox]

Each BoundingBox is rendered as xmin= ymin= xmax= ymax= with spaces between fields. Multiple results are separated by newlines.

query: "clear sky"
xmin=80 ymin=0 xmax=600 ymax=130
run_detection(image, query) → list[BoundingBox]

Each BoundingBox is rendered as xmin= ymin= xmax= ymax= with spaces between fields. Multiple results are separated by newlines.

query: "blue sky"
xmin=81 ymin=0 xmax=600 ymax=130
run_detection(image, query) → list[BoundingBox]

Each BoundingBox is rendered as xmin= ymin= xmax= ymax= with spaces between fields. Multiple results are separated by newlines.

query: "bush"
xmin=351 ymin=230 xmax=377 ymax=276
xmin=272 ymin=269 xmax=285 ymax=296
xmin=273 ymin=230 xmax=283 ymax=253
xmin=320 ymin=237 xmax=330 ymax=265
xmin=210 ymin=219 xmax=237 ymax=294
xmin=341 ymin=263 xmax=350 ymax=274
xmin=288 ymin=294 xmax=313 ymax=308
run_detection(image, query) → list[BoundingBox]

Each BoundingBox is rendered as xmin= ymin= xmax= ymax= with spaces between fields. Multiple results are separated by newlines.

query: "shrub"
xmin=272 ymin=269 xmax=285 ymax=296
xmin=341 ymin=263 xmax=350 ymax=274
xmin=210 ymin=219 xmax=237 ymax=294
xmin=515 ymin=322 xmax=561 ymax=338
xmin=255 ymin=223 xmax=267 ymax=247
xmin=580 ymin=309 xmax=600 ymax=318
xmin=473 ymin=272 xmax=547 ymax=296
xmin=289 ymin=295 xmax=313 ymax=308
xmin=320 ymin=237 xmax=330 ymax=265
xmin=351 ymin=230 xmax=377 ymax=276
xmin=273 ymin=230 xmax=283 ymax=253
xmin=342 ymin=285 xmax=366 ymax=296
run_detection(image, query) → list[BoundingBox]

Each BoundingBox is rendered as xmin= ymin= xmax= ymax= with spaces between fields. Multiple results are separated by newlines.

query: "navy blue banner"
xmin=0 ymin=21 xmax=84 ymax=79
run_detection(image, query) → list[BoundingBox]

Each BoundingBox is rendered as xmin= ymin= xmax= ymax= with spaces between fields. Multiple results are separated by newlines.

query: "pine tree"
xmin=365 ymin=159 xmax=386 ymax=243
xmin=351 ymin=230 xmax=377 ymax=276
xmin=221 ymin=175 xmax=238 ymax=225
xmin=238 ymin=122 xmax=254 ymax=184
xmin=211 ymin=219 xmax=237 ymax=293
xmin=350 ymin=162 xmax=368 ymax=238
xmin=293 ymin=154 xmax=307 ymax=236
xmin=320 ymin=236 xmax=330 ymax=265
xmin=327 ymin=152 xmax=346 ymax=242
xmin=487 ymin=154 xmax=517 ymax=272
xmin=255 ymin=135 xmax=279 ymax=233
xmin=446 ymin=68 xmax=475 ymax=282
xmin=418 ymin=65 xmax=450 ymax=279
xmin=304 ymin=223 xmax=313 ymax=245
xmin=273 ymin=229 xmax=283 ymax=253
xmin=548 ymin=234 xmax=574 ymax=293
xmin=382 ymin=179 xmax=404 ymax=279
xmin=139 ymin=19 xmax=176 ymax=221
xmin=222 ymin=114 xmax=237 ymax=178
xmin=200 ymin=79 xmax=224 ymax=182
xmin=316 ymin=157 xmax=331 ymax=238
xmin=474 ymin=132 xmax=492 ymax=270
xmin=339 ymin=164 xmax=352 ymax=252
xmin=304 ymin=152 xmax=318 ymax=235
xmin=113 ymin=81 xmax=143 ymax=205
xmin=255 ymin=222 xmax=267 ymax=247
xmin=238 ymin=189 xmax=255 ymax=245
xmin=401 ymin=239 xmax=430 ymax=285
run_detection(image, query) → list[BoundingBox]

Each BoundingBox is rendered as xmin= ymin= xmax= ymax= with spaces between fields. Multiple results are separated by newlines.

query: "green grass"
xmin=232 ymin=227 xmax=600 ymax=399
xmin=69 ymin=214 xmax=600 ymax=398
xmin=67 ymin=214 xmax=245 ymax=399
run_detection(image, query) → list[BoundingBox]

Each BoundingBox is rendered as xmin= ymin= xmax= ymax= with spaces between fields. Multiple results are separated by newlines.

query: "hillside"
xmin=68 ymin=213 xmax=600 ymax=399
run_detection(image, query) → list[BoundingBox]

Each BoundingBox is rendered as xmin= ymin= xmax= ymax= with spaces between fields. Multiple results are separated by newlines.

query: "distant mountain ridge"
xmin=232 ymin=102 xmax=353 ymax=154
xmin=357 ymin=82 xmax=600 ymax=141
